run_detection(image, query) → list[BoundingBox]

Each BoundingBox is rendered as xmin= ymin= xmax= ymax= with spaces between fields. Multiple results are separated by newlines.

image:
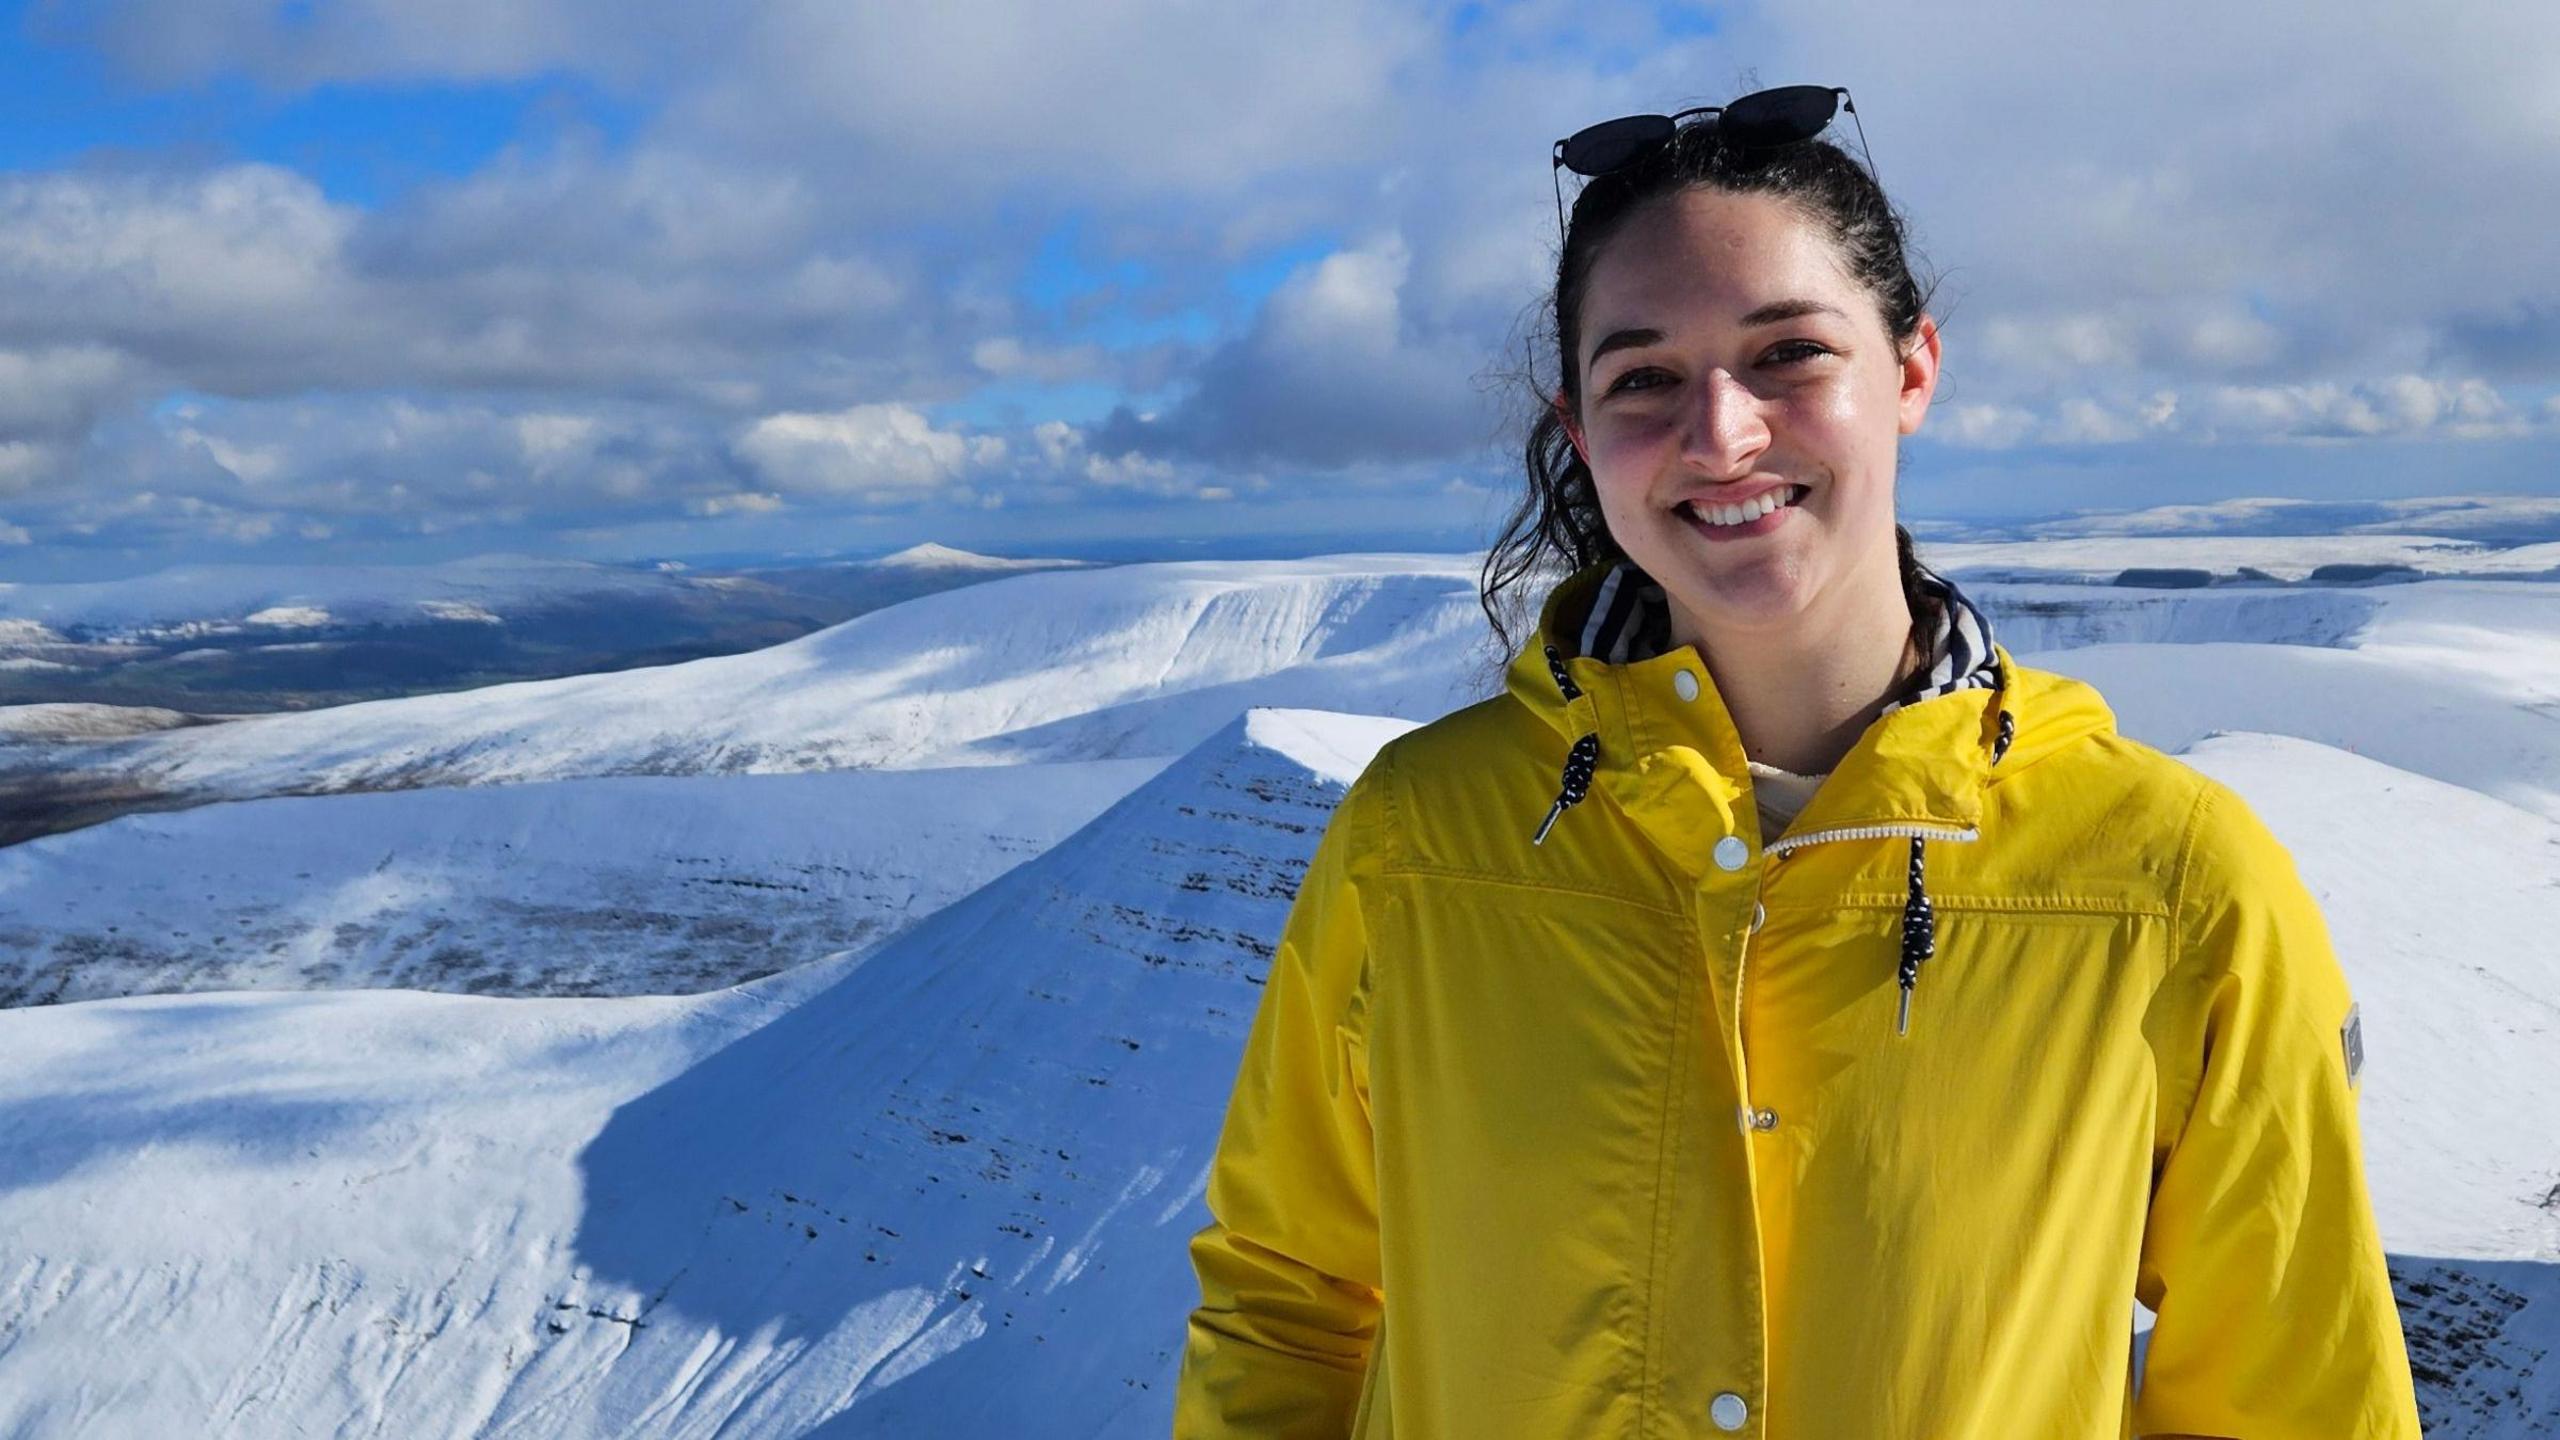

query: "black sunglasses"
xmin=1549 ymin=84 xmax=1877 ymax=244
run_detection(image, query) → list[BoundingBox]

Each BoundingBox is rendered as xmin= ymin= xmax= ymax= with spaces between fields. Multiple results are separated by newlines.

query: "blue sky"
xmin=1 ymin=0 xmax=2556 ymax=580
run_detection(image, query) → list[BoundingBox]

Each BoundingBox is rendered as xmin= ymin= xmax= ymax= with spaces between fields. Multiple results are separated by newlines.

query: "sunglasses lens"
xmin=1720 ymin=84 xmax=1838 ymax=148
xmin=1560 ymin=114 xmax=1678 ymax=176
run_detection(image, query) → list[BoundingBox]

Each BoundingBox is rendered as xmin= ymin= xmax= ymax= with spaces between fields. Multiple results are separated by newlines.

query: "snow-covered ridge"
xmin=1930 ymin=532 xmax=2560 ymax=583
xmin=0 ymin=554 xmax=694 ymax=635
xmin=0 ymin=708 xmax=1418 ymax=1436
xmin=1997 ymin=494 xmax=2560 ymax=542
xmin=868 ymin=541 xmax=1085 ymax=572
xmin=1 ymin=554 xmax=1490 ymax=805
xmin=0 ymin=757 xmax=1163 ymax=1006
xmin=0 ymin=702 xmax=205 ymax=741
xmin=14 ymin=558 xmax=2556 ymax=825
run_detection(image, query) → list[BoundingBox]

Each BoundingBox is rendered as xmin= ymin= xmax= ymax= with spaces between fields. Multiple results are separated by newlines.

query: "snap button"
xmin=1673 ymin=669 xmax=1700 ymax=702
xmin=1749 ymin=1107 xmax=1779 ymax=1131
xmin=1750 ymin=901 xmax=1766 ymax=933
xmin=1712 ymin=834 xmax=1750 ymax=871
xmin=1711 ymin=1391 xmax=1750 ymax=1430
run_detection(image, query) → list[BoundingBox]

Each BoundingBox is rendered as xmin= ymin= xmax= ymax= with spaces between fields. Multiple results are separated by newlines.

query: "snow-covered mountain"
xmin=0 ymin=705 xmax=2549 ymax=1436
xmin=1986 ymin=494 xmax=2560 ymax=544
xmin=10 ymin=559 xmax=2558 ymax=1012
xmin=10 ymin=556 xmax=2552 ymax=834
xmin=0 ymin=554 xmax=708 ymax=636
xmin=1928 ymin=532 xmax=2560 ymax=583
xmin=0 ymin=758 xmax=1160 ymax=1006
xmin=0 ymin=554 xmax=1490 ymax=832
xmin=0 ymin=708 xmax=1407 ymax=1436
xmin=0 ymin=547 xmax=1090 ymax=720
xmin=865 ymin=541 xmax=1086 ymax=573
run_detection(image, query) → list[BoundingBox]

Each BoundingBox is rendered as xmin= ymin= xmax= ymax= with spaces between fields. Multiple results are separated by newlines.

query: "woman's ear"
xmin=1554 ymin=390 xmax=1589 ymax=466
xmin=1896 ymin=315 xmax=1942 ymax=437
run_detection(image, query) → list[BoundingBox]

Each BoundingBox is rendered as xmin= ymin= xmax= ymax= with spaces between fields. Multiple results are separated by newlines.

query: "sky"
xmin=1 ymin=0 xmax=2557 ymax=581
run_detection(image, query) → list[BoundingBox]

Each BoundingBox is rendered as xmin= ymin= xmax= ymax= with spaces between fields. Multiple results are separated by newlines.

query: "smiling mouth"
xmin=1675 ymin=484 xmax=1808 ymax=529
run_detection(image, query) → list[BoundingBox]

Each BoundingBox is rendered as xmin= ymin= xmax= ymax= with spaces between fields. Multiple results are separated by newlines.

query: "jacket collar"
xmin=1503 ymin=561 xmax=2116 ymax=873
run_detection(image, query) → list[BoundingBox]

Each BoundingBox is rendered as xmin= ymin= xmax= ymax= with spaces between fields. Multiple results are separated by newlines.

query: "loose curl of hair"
xmin=1482 ymin=115 xmax=1945 ymax=652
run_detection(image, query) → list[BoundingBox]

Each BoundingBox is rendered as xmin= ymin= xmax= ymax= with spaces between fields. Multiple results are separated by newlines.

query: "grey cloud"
xmin=47 ymin=0 xmax=700 ymax=89
xmin=1091 ymin=237 xmax=1507 ymax=468
xmin=1708 ymin=0 xmax=2560 ymax=397
xmin=12 ymin=0 xmax=2560 ymax=564
xmin=2435 ymin=301 xmax=2560 ymax=381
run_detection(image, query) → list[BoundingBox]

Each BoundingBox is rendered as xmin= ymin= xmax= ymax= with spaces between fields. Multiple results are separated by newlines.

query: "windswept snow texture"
xmin=1930 ymin=532 xmax=2560 ymax=582
xmin=0 ymin=546 xmax=1090 ymax=720
xmin=0 ymin=707 xmax=2550 ymax=1436
xmin=0 ymin=759 xmax=1161 ymax=1006
xmin=12 ymin=560 xmax=2554 ymax=839
xmin=2027 ymin=582 xmax=2560 ymax=821
xmin=0 ymin=555 xmax=696 ymax=634
xmin=0 ymin=555 xmax=1488 ymax=809
xmin=0 ymin=702 xmax=205 ymax=741
xmin=0 ymin=708 xmax=1415 ymax=1438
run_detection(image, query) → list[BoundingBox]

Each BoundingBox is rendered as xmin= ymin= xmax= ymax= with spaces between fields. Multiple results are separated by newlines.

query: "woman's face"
xmin=1564 ymin=186 xmax=1940 ymax=638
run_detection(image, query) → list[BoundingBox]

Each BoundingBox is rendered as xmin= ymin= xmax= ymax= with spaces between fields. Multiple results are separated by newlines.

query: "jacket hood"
xmin=1502 ymin=562 xmax=2118 ymax=864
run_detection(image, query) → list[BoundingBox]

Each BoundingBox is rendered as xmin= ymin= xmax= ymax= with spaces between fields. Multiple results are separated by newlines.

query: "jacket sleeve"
xmin=2132 ymin=779 xmax=2422 ymax=1439
xmin=1172 ymin=760 xmax=1387 ymax=1439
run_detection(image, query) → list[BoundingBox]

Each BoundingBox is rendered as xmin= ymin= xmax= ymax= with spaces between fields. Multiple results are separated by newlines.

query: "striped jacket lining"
xmin=1572 ymin=560 xmax=2005 ymax=713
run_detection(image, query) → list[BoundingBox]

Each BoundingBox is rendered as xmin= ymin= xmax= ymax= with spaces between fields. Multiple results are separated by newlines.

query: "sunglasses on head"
xmin=1549 ymin=84 xmax=1878 ymax=244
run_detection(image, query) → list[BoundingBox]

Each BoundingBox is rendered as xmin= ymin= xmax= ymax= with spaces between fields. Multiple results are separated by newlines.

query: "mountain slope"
xmin=1 ymin=556 xmax=1486 ymax=808
xmin=0 ymin=758 xmax=1160 ymax=1005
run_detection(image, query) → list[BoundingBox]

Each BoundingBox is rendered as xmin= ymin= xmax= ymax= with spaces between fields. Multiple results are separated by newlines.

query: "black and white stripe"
xmin=1880 ymin=569 xmax=2004 ymax=715
xmin=1575 ymin=559 xmax=2004 ymax=710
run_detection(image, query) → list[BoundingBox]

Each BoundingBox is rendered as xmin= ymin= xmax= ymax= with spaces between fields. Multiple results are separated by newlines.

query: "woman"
xmin=1175 ymin=86 xmax=2420 ymax=1439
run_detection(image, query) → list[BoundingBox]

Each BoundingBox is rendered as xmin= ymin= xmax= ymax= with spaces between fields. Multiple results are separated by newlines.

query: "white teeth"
xmin=1688 ymin=487 xmax=1796 ymax=528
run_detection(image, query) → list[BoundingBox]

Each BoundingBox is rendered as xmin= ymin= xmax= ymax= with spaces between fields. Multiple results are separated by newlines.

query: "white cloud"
xmin=972 ymin=337 xmax=1106 ymax=383
xmin=515 ymin=414 xmax=600 ymax=462
xmin=2048 ymin=398 xmax=2142 ymax=445
xmin=1938 ymin=403 xmax=2038 ymax=450
xmin=1092 ymin=232 xmax=1501 ymax=467
xmin=8 ymin=0 xmax=2558 ymax=557
xmin=0 ymin=345 xmax=132 ymax=438
xmin=687 ymin=491 xmax=786 ymax=517
xmin=2191 ymin=375 xmax=2525 ymax=442
xmin=1929 ymin=373 xmax=2537 ymax=449
xmin=0 ymin=441 xmax=56 ymax=495
xmin=732 ymin=404 xmax=993 ymax=497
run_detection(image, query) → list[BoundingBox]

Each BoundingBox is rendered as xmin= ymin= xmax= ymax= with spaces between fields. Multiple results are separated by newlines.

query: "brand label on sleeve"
xmin=2340 ymin=1003 xmax=2365 ymax=1088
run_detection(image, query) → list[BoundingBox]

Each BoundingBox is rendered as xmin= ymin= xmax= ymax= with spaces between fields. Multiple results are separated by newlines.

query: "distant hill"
xmin=0 ymin=547 xmax=1093 ymax=715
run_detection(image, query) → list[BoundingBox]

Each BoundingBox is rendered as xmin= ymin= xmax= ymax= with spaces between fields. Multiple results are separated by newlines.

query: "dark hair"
xmin=1482 ymin=119 xmax=1943 ymax=652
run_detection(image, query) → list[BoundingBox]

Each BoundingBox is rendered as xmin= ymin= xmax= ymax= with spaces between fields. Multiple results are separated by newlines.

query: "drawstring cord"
xmin=1896 ymin=704 xmax=2016 ymax=1038
xmin=1895 ymin=836 xmax=1934 ymax=1036
xmin=1528 ymin=625 xmax=2020 ymax=1039
xmin=1534 ymin=645 xmax=1599 ymax=846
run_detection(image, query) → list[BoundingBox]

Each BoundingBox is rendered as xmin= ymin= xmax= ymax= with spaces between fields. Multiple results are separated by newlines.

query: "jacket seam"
xmin=1771 ymin=895 xmax=2171 ymax=919
xmin=1347 ymin=747 xmax=1404 ymax=1053
xmin=1372 ymin=864 xmax=1688 ymax=917
xmin=1636 ymin=920 xmax=1694 ymax=1440
xmin=2156 ymin=777 xmax=2219 ymax=1162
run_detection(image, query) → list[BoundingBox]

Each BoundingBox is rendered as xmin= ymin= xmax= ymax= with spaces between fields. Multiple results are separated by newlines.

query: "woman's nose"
xmin=1681 ymin=368 xmax=1772 ymax=476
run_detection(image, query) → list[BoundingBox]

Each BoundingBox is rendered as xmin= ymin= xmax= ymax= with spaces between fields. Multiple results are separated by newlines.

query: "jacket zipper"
xmin=1763 ymin=823 xmax=1980 ymax=1038
xmin=1764 ymin=822 xmax=1979 ymax=857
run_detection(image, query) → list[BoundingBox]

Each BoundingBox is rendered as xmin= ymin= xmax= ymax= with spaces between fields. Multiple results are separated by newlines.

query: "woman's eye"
xmin=1765 ymin=340 xmax=1830 ymax=365
xmin=1605 ymin=368 xmax=1669 ymax=395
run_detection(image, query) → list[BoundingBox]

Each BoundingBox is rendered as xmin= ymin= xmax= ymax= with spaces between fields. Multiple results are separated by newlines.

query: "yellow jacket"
xmin=1176 ymin=566 xmax=2420 ymax=1438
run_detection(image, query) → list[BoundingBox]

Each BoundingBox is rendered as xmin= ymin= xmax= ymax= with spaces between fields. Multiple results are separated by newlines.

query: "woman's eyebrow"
xmin=1585 ymin=327 xmax=1664 ymax=371
xmin=1586 ymin=300 xmax=1849 ymax=369
xmin=1739 ymin=298 xmax=1847 ymax=326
